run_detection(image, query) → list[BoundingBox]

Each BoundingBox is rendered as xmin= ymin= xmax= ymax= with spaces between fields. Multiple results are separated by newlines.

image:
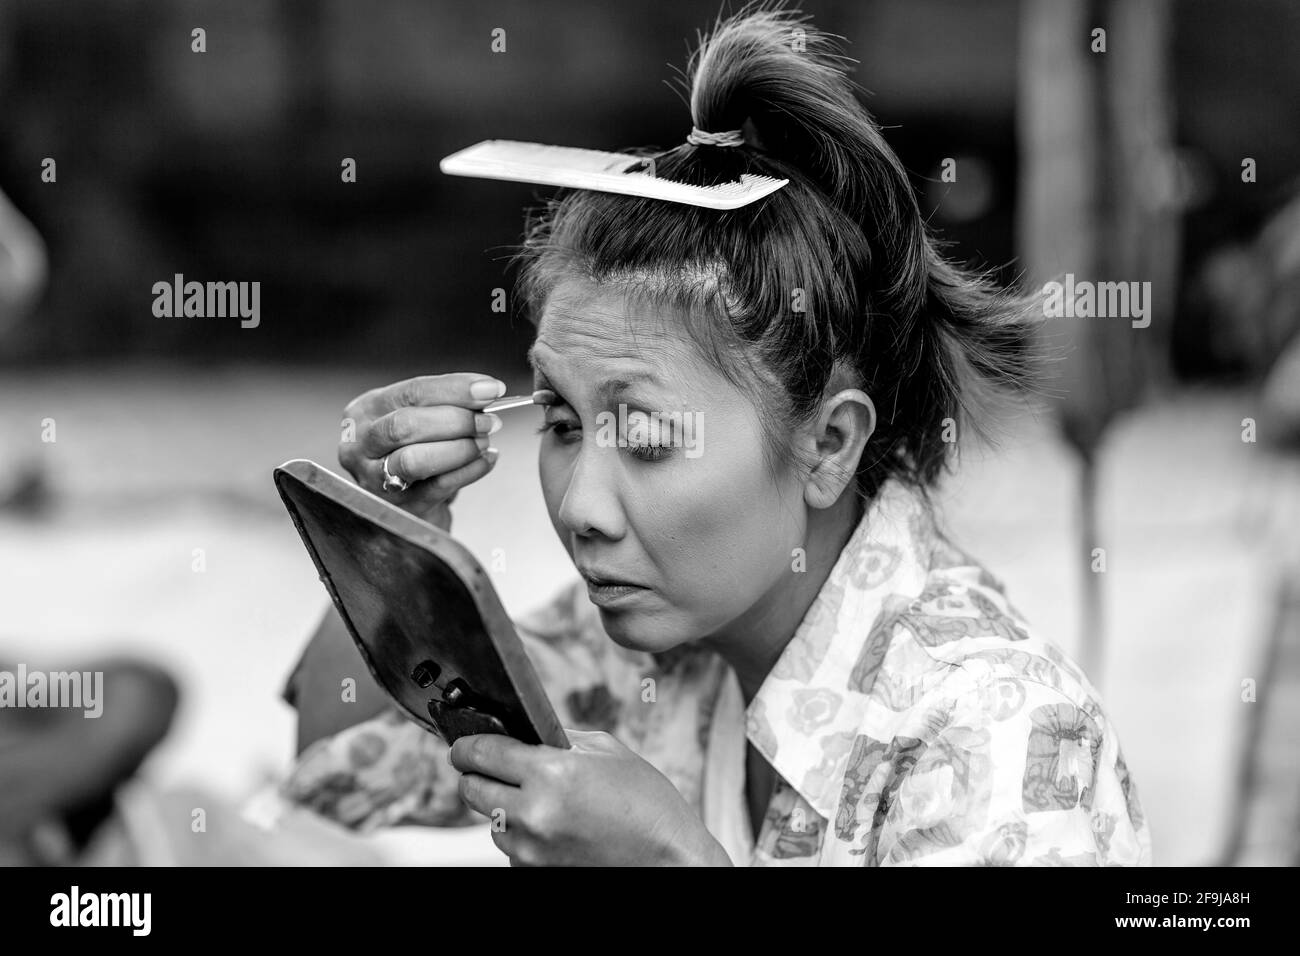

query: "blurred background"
xmin=2 ymin=0 xmax=1299 ymax=866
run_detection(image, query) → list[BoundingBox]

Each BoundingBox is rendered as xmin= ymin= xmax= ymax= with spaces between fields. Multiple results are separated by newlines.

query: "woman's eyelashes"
xmin=624 ymin=411 xmax=674 ymax=461
xmin=628 ymin=441 xmax=670 ymax=462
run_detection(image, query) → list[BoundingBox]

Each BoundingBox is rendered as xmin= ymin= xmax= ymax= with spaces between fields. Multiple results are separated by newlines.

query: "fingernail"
xmin=475 ymin=436 xmax=490 ymax=451
xmin=475 ymin=412 xmax=503 ymax=436
xmin=470 ymin=379 xmax=507 ymax=401
xmin=483 ymin=447 xmax=499 ymax=465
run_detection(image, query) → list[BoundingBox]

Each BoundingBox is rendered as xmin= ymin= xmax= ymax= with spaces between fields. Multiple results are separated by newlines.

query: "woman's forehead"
xmin=528 ymin=328 xmax=698 ymax=402
xmin=532 ymin=281 xmax=699 ymax=369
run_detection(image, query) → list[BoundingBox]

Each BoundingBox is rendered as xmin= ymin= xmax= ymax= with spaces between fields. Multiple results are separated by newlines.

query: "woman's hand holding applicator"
xmin=337 ymin=373 xmax=544 ymax=532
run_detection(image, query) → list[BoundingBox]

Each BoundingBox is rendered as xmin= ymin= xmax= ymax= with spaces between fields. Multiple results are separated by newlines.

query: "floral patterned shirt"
xmin=282 ymin=478 xmax=1153 ymax=866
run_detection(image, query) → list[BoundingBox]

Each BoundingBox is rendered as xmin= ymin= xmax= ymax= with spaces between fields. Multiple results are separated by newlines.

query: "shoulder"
xmin=865 ymin=533 xmax=1119 ymax=776
xmin=840 ymin=538 xmax=1152 ymax=865
xmin=866 ymin=534 xmax=1097 ymax=714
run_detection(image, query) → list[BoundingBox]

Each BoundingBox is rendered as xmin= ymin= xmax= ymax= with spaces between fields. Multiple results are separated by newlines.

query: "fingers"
xmin=421 ymin=445 xmax=499 ymax=491
xmin=337 ymin=373 xmax=508 ymax=509
xmin=385 ymin=436 xmax=491 ymax=485
xmin=387 ymin=448 xmax=498 ymax=511
xmin=362 ymin=405 xmax=501 ymax=458
xmin=456 ymin=771 xmax=520 ymax=821
xmin=375 ymin=373 xmax=506 ymax=415
xmin=449 ymin=733 xmax=546 ymax=786
xmin=562 ymin=729 xmax=622 ymax=753
xmin=348 ymin=437 xmax=496 ymax=500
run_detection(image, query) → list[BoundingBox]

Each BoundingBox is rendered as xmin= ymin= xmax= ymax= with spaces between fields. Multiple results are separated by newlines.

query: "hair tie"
xmin=686 ymin=127 xmax=746 ymax=148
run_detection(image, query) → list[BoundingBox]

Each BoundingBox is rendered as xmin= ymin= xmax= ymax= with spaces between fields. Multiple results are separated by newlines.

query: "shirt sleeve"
xmin=281 ymin=578 xmax=609 ymax=831
xmin=870 ymin=668 xmax=1152 ymax=866
xmin=281 ymin=705 xmax=474 ymax=831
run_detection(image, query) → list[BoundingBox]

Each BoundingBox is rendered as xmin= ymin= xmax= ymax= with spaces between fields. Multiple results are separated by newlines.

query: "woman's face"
xmin=531 ymin=276 xmax=809 ymax=653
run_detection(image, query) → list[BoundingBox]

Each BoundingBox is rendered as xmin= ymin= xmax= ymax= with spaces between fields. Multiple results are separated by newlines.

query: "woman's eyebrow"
xmin=529 ymin=341 xmax=677 ymax=404
xmin=598 ymin=373 xmax=662 ymax=400
xmin=607 ymin=373 xmax=652 ymax=393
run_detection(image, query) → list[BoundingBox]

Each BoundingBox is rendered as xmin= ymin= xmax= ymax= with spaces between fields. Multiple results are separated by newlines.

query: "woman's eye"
xmin=535 ymin=418 xmax=580 ymax=441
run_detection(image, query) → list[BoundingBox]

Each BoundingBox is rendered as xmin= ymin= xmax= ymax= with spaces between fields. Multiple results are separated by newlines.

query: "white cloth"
xmin=701 ymin=668 xmax=755 ymax=865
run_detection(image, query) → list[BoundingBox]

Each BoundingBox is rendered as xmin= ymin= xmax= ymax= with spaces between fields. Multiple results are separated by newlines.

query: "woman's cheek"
xmin=641 ymin=454 xmax=779 ymax=616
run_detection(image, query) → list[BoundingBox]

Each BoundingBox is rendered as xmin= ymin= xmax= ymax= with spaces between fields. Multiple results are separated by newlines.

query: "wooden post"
xmin=1016 ymin=0 xmax=1179 ymax=683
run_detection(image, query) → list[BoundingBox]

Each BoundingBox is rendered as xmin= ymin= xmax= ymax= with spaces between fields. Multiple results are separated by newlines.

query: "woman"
xmin=282 ymin=7 xmax=1152 ymax=866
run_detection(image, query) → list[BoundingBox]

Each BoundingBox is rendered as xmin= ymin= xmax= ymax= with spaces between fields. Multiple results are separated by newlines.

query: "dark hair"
xmin=516 ymin=3 xmax=1040 ymax=502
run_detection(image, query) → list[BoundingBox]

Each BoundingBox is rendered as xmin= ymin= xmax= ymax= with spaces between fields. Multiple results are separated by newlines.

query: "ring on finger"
xmin=381 ymin=454 xmax=410 ymax=493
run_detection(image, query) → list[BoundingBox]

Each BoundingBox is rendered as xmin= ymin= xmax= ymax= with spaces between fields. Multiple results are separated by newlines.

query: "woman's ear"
xmin=800 ymin=389 xmax=876 ymax=510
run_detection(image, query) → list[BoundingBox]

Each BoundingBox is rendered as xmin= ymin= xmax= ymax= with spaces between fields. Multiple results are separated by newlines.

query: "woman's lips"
xmin=583 ymin=575 xmax=649 ymax=608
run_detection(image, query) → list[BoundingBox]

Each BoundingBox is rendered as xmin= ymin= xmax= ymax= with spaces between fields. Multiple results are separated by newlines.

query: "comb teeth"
xmin=439 ymin=139 xmax=789 ymax=210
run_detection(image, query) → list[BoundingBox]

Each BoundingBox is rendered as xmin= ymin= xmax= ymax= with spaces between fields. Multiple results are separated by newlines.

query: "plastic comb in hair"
xmin=439 ymin=140 xmax=788 ymax=210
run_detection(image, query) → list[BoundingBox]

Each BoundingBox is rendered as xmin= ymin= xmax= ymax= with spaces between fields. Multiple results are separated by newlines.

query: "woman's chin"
xmin=595 ymin=607 xmax=690 ymax=656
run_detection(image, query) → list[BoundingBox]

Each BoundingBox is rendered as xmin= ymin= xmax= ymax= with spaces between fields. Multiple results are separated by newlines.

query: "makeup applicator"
xmin=484 ymin=389 xmax=555 ymax=413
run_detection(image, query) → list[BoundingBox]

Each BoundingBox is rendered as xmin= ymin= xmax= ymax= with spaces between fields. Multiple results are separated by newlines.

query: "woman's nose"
xmin=556 ymin=442 xmax=626 ymax=540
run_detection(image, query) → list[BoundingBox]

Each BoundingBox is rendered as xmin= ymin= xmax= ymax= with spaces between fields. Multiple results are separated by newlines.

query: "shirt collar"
xmin=743 ymin=479 xmax=937 ymax=821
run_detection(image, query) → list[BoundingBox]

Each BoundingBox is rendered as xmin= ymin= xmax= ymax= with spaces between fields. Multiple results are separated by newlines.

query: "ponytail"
xmin=519 ymin=3 xmax=1042 ymax=496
